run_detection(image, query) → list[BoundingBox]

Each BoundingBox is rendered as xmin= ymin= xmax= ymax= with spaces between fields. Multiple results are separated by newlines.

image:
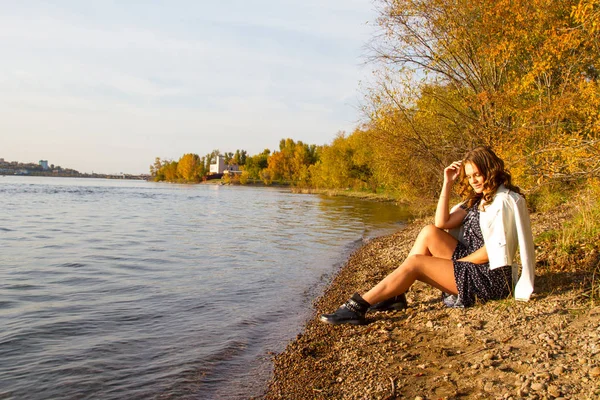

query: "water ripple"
xmin=0 ymin=176 xmax=409 ymax=399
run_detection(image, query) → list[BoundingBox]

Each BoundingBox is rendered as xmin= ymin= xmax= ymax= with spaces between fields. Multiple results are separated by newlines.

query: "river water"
xmin=0 ymin=176 xmax=409 ymax=399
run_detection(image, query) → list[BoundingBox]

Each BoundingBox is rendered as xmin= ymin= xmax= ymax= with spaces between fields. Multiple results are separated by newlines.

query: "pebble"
xmin=531 ymin=382 xmax=545 ymax=391
xmin=426 ymin=320 xmax=434 ymax=328
xmin=535 ymin=372 xmax=551 ymax=381
xmin=553 ymin=366 xmax=565 ymax=375
xmin=590 ymin=366 xmax=600 ymax=377
xmin=548 ymin=384 xmax=561 ymax=397
xmin=414 ymin=397 xmax=424 ymax=400
xmin=514 ymin=379 xmax=522 ymax=387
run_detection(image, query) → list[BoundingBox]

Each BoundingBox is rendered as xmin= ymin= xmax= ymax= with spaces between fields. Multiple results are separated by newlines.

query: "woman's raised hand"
xmin=444 ymin=161 xmax=462 ymax=184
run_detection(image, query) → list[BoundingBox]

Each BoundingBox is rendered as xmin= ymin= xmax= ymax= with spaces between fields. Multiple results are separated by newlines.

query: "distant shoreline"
xmin=1 ymin=173 xmax=149 ymax=180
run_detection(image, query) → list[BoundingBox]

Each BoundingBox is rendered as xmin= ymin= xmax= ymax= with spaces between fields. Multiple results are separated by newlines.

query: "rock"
xmin=426 ymin=320 xmax=434 ymax=328
xmin=531 ymin=382 xmax=545 ymax=391
xmin=414 ymin=397 xmax=424 ymax=400
xmin=547 ymin=384 xmax=561 ymax=397
xmin=590 ymin=366 xmax=600 ymax=377
xmin=553 ymin=366 xmax=565 ymax=375
xmin=535 ymin=372 xmax=551 ymax=381
xmin=514 ymin=379 xmax=522 ymax=387
xmin=484 ymin=381 xmax=494 ymax=392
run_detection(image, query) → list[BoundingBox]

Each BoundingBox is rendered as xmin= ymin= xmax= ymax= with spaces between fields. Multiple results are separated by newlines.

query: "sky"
xmin=0 ymin=1 xmax=379 ymax=174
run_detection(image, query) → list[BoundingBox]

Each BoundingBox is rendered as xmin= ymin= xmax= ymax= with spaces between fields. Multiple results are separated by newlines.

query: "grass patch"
xmin=528 ymin=183 xmax=573 ymax=213
xmin=535 ymin=181 xmax=600 ymax=305
xmin=555 ymin=189 xmax=600 ymax=256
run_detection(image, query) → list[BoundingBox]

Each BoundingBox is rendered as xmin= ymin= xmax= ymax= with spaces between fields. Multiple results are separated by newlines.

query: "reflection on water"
xmin=0 ymin=176 xmax=409 ymax=399
xmin=317 ymin=195 xmax=410 ymax=239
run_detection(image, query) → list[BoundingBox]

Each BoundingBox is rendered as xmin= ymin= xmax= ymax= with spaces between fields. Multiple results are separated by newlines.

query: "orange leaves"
xmin=572 ymin=0 xmax=600 ymax=33
xmin=365 ymin=0 xmax=600 ymax=195
xmin=177 ymin=153 xmax=202 ymax=183
xmin=265 ymin=139 xmax=319 ymax=186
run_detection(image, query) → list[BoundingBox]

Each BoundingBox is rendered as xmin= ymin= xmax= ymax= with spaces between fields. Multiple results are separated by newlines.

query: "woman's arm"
xmin=457 ymin=245 xmax=489 ymax=264
xmin=435 ymin=161 xmax=466 ymax=229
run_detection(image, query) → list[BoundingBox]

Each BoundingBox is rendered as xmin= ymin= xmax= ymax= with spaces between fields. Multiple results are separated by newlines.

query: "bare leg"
xmin=362 ymin=255 xmax=458 ymax=305
xmin=408 ymin=224 xmax=458 ymax=259
xmin=320 ymin=225 xmax=461 ymax=326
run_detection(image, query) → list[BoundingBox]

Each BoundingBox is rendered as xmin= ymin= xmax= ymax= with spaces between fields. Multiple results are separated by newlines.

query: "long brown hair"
xmin=457 ymin=146 xmax=522 ymax=209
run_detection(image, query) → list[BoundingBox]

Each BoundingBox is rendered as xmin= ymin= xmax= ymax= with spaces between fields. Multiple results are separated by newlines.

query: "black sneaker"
xmin=320 ymin=294 xmax=368 ymax=325
xmin=368 ymin=293 xmax=408 ymax=312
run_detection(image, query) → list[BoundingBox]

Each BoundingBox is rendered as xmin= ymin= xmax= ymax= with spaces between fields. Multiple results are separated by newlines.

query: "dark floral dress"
xmin=447 ymin=200 xmax=513 ymax=307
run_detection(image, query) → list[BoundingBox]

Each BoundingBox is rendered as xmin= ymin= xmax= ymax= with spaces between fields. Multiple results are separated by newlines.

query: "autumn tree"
xmin=310 ymin=130 xmax=378 ymax=191
xmin=149 ymin=157 xmax=162 ymax=177
xmin=233 ymin=149 xmax=247 ymax=166
xmin=161 ymin=161 xmax=178 ymax=181
xmin=365 ymin=0 xmax=600 ymax=196
xmin=266 ymin=139 xmax=320 ymax=185
xmin=176 ymin=153 xmax=201 ymax=182
xmin=244 ymin=149 xmax=270 ymax=179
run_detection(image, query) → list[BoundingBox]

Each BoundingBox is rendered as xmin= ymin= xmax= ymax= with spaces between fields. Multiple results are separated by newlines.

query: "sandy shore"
xmin=264 ymin=207 xmax=600 ymax=399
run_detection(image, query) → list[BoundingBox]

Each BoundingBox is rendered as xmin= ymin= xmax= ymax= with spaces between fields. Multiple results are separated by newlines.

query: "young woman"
xmin=320 ymin=146 xmax=535 ymax=325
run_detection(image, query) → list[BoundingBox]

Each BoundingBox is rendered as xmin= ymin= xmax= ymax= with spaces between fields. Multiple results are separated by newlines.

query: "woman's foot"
xmin=320 ymin=293 xmax=370 ymax=325
xmin=368 ymin=293 xmax=408 ymax=312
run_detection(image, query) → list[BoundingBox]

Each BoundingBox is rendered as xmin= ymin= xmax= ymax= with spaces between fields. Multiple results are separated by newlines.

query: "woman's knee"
xmin=420 ymin=224 xmax=443 ymax=237
xmin=403 ymin=254 xmax=423 ymax=273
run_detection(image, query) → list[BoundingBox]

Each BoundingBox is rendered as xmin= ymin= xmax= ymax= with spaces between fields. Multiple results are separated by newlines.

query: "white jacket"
xmin=450 ymin=185 xmax=536 ymax=301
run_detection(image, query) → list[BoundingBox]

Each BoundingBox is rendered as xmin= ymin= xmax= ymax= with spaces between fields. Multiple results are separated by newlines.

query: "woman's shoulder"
xmin=494 ymin=185 xmax=525 ymax=202
xmin=486 ymin=188 xmax=525 ymax=214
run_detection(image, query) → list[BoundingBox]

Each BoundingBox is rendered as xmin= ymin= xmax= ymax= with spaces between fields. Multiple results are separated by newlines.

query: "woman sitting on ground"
xmin=320 ymin=146 xmax=535 ymax=326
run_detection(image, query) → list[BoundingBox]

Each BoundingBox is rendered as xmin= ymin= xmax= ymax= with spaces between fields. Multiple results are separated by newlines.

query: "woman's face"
xmin=464 ymin=161 xmax=485 ymax=194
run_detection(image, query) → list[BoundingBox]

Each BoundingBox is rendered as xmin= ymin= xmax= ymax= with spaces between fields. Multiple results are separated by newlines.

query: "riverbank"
xmin=290 ymin=187 xmax=400 ymax=203
xmin=264 ymin=204 xmax=600 ymax=399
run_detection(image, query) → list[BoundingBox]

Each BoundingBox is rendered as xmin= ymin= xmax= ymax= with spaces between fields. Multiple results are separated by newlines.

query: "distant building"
xmin=0 ymin=158 xmax=4 ymax=163
xmin=39 ymin=160 xmax=49 ymax=170
xmin=209 ymin=155 xmax=226 ymax=174
xmin=223 ymin=164 xmax=241 ymax=175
